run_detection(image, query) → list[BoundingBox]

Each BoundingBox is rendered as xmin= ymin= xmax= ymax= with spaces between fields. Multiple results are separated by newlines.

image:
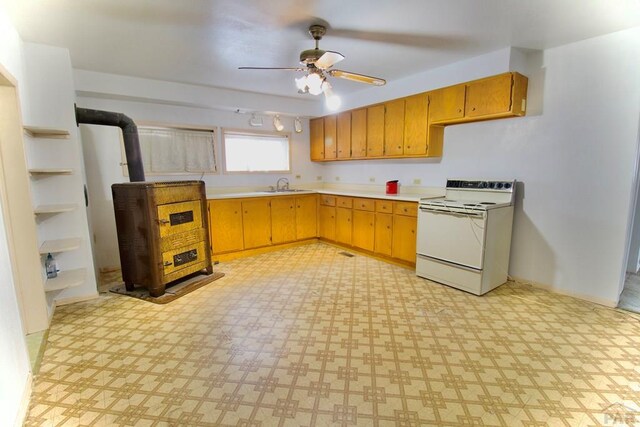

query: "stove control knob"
xmin=489 ymin=182 xmax=496 ymax=189
xmin=497 ymin=182 xmax=504 ymax=189
xmin=481 ymin=181 xmax=488 ymax=188
xmin=504 ymin=182 xmax=512 ymax=189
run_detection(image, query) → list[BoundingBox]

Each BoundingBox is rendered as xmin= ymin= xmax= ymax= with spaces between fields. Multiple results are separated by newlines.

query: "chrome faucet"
xmin=276 ymin=177 xmax=289 ymax=192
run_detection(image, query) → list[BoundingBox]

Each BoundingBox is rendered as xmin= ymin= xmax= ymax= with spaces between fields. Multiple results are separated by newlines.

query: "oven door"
xmin=417 ymin=207 xmax=487 ymax=269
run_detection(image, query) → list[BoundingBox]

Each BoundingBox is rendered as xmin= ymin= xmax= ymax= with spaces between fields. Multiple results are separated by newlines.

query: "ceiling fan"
xmin=239 ymin=25 xmax=386 ymax=109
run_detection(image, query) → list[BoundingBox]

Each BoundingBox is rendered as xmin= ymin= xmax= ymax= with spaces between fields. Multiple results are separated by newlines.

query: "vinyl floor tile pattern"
xmin=25 ymin=243 xmax=640 ymax=426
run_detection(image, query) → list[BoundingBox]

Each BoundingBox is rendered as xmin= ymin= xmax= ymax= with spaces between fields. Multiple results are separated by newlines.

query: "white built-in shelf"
xmin=34 ymin=203 xmax=78 ymax=215
xmin=44 ymin=268 xmax=86 ymax=292
xmin=23 ymin=126 xmax=70 ymax=139
xmin=39 ymin=237 xmax=81 ymax=254
xmin=29 ymin=168 xmax=73 ymax=176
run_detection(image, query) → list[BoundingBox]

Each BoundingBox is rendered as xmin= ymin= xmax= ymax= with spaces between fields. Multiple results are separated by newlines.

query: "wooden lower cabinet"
xmin=374 ymin=213 xmax=393 ymax=256
xmin=319 ymin=205 xmax=336 ymax=240
xmin=335 ymin=207 xmax=352 ymax=245
xmin=392 ymin=214 xmax=417 ymax=263
xmin=352 ymin=210 xmax=375 ymax=251
xmin=242 ymin=198 xmax=272 ymax=249
xmin=209 ymin=200 xmax=244 ymax=254
xmin=296 ymin=195 xmax=317 ymax=240
xmin=271 ymin=197 xmax=296 ymax=244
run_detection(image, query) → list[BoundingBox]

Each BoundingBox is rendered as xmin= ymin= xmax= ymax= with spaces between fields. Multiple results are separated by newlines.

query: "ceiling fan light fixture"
xmin=295 ymin=75 xmax=308 ymax=92
xmin=273 ymin=115 xmax=284 ymax=132
xmin=306 ymin=73 xmax=325 ymax=95
xmin=323 ymin=83 xmax=341 ymax=111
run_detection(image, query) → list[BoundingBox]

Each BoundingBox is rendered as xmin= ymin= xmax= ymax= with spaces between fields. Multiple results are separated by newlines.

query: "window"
xmin=223 ymin=130 xmax=290 ymax=173
xmin=123 ymin=126 xmax=217 ymax=175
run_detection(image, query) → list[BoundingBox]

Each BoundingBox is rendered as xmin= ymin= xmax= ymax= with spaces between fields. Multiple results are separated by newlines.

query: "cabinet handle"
xmin=472 ymin=107 xmax=476 ymax=111
xmin=397 ymin=145 xmax=401 ymax=149
xmin=458 ymin=109 xmax=462 ymax=113
xmin=158 ymin=219 xmax=170 ymax=224
xmin=163 ymin=261 xmax=173 ymax=266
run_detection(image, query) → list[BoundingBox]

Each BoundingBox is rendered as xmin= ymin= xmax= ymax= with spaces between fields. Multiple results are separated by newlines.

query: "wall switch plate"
xmin=335 ymin=176 xmax=340 ymax=181
xmin=413 ymin=178 xmax=422 ymax=185
xmin=295 ymin=174 xmax=301 ymax=179
xmin=369 ymin=177 xmax=376 ymax=182
xmin=316 ymin=176 xmax=322 ymax=181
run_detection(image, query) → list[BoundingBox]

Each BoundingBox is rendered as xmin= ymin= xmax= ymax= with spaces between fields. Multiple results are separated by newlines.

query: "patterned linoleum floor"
xmin=25 ymin=243 xmax=640 ymax=426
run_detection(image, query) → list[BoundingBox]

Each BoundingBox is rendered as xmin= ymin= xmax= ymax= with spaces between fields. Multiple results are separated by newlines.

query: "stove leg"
xmin=125 ymin=281 xmax=135 ymax=292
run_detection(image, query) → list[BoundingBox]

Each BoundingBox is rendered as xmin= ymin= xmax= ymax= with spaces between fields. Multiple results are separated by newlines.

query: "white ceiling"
xmin=5 ymin=0 xmax=640 ymax=99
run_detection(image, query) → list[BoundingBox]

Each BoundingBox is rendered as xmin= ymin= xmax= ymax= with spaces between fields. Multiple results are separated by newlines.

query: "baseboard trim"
xmin=55 ymin=292 xmax=100 ymax=307
xmin=509 ymin=276 xmax=618 ymax=308
xmin=14 ymin=372 xmax=32 ymax=427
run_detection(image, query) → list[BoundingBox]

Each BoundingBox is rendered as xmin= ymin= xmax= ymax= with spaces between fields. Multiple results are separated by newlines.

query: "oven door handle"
xmin=419 ymin=207 xmax=485 ymax=218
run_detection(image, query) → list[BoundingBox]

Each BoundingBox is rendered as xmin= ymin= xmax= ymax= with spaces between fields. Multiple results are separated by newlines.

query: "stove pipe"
xmin=75 ymin=106 xmax=145 ymax=182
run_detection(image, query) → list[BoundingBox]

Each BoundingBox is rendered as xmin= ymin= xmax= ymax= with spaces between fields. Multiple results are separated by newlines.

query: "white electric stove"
xmin=416 ymin=179 xmax=516 ymax=295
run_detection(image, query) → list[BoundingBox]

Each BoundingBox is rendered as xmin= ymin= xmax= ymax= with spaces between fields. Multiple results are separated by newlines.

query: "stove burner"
xmin=479 ymin=202 xmax=496 ymax=205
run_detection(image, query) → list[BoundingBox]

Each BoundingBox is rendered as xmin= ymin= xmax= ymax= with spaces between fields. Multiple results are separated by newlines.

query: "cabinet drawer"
xmin=353 ymin=198 xmax=375 ymax=211
xmin=157 ymin=200 xmax=202 ymax=238
xmin=336 ymin=197 xmax=353 ymax=208
xmin=394 ymin=201 xmax=418 ymax=217
xmin=376 ymin=200 xmax=393 ymax=213
xmin=162 ymin=241 xmax=207 ymax=275
xmin=320 ymin=195 xmax=336 ymax=206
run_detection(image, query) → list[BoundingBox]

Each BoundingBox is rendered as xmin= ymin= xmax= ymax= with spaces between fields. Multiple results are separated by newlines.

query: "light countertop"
xmin=207 ymin=188 xmax=444 ymax=202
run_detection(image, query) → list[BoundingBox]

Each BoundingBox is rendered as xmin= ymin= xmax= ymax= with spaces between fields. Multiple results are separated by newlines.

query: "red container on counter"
xmin=386 ymin=180 xmax=399 ymax=195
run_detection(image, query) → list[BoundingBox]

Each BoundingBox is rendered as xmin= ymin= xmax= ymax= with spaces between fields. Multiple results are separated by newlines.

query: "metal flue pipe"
xmin=75 ymin=106 xmax=145 ymax=182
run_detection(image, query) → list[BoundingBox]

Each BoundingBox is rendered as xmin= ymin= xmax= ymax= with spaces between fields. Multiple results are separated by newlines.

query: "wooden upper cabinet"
xmin=336 ymin=112 xmax=352 ymax=159
xmin=271 ymin=197 xmax=296 ymax=244
xmin=403 ymin=93 xmax=429 ymax=156
xmin=465 ymin=73 xmax=513 ymax=118
xmin=429 ymin=85 xmax=466 ymax=122
xmin=384 ymin=99 xmax=405 ymax=156
xmin=324 ymin=115 xmax=337 ymax=159
xmin=366 ymin=105 xmax=385 ymax=157
xmin=310 ymin=118 xmax=324 ymax=161
xmin=351 ymin=108 xmax=367 ymax=158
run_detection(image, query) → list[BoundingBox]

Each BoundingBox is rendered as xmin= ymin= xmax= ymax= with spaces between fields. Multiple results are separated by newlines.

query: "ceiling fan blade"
xmin=238 ymin=67 xmax=305 ymax=71
xmin=328 ymin=70 xmax=386 ymax=86
xmin=314 ymin=51 xmax=344 ymax=70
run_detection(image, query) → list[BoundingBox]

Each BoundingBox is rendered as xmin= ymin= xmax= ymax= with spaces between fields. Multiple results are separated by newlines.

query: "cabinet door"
xmin=310 ymin=118 xmax=325 ymax=160
xmin=324 ymin=115 xmax=337 ymax=159
xmin=209 ymin=200 xmax=244 ymax=254
xmin=392 ymin=214 xmax=417 ymax=263
xmin=367 ymin=105 xmax=385 ymax=157
xmin=271 ymin=197 xmax=296 ymax=244
xmin=374 ymin=213 xmax=393 ymax=256
xmin=319 ymin=205 xmax=336 ymax=240
xmin=465 ymin=73 xmax=513 ymax=118
xmin=242 ymin=199 xmax=272 ymax=249
xmin=335 ymin=207 xmax=353 ymax=245
xmin=351 ymin=108 xmax=367 ymax=158
xmin=336 ymin=111 xmax=351 ymax=159
xmin=296 ymin=195 xmax=318 ymax=240
xmin=429 ymin=85 xmax=465 ymax=122
xmin=352 ymin=210 xmax=375 ymax=252
xmin=403 ymin=93 xmax=429 ymax=155
xmin=384 ymin=99 xmax=405 ymax=156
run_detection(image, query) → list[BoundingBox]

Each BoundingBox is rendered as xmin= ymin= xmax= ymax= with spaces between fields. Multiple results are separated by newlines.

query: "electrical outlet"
xmin=369 ymin=177 xmax=376 ymax=182
xmin=295 ymin=174 xmax=301 ymax=179
xmin=335 ymin=176 xmax=340 ymax=181
xmin=413 ymin=178 xmax=422 ymax=185
xmin=316 ymin=176 xmax=322 ymax=181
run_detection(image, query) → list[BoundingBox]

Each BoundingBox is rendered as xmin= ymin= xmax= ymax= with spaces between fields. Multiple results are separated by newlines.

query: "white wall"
xmin=0 ymin=5 xmax=32 ymax=427
xmin=321 ymin=28 xmax=640 ymax=305
xmin=77 ymin=93 xmax=324 ymax=269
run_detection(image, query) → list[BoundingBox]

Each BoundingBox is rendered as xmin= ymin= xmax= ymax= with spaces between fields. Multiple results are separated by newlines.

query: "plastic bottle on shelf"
xmin=45 ymin=253 xmax=58 ymax=279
